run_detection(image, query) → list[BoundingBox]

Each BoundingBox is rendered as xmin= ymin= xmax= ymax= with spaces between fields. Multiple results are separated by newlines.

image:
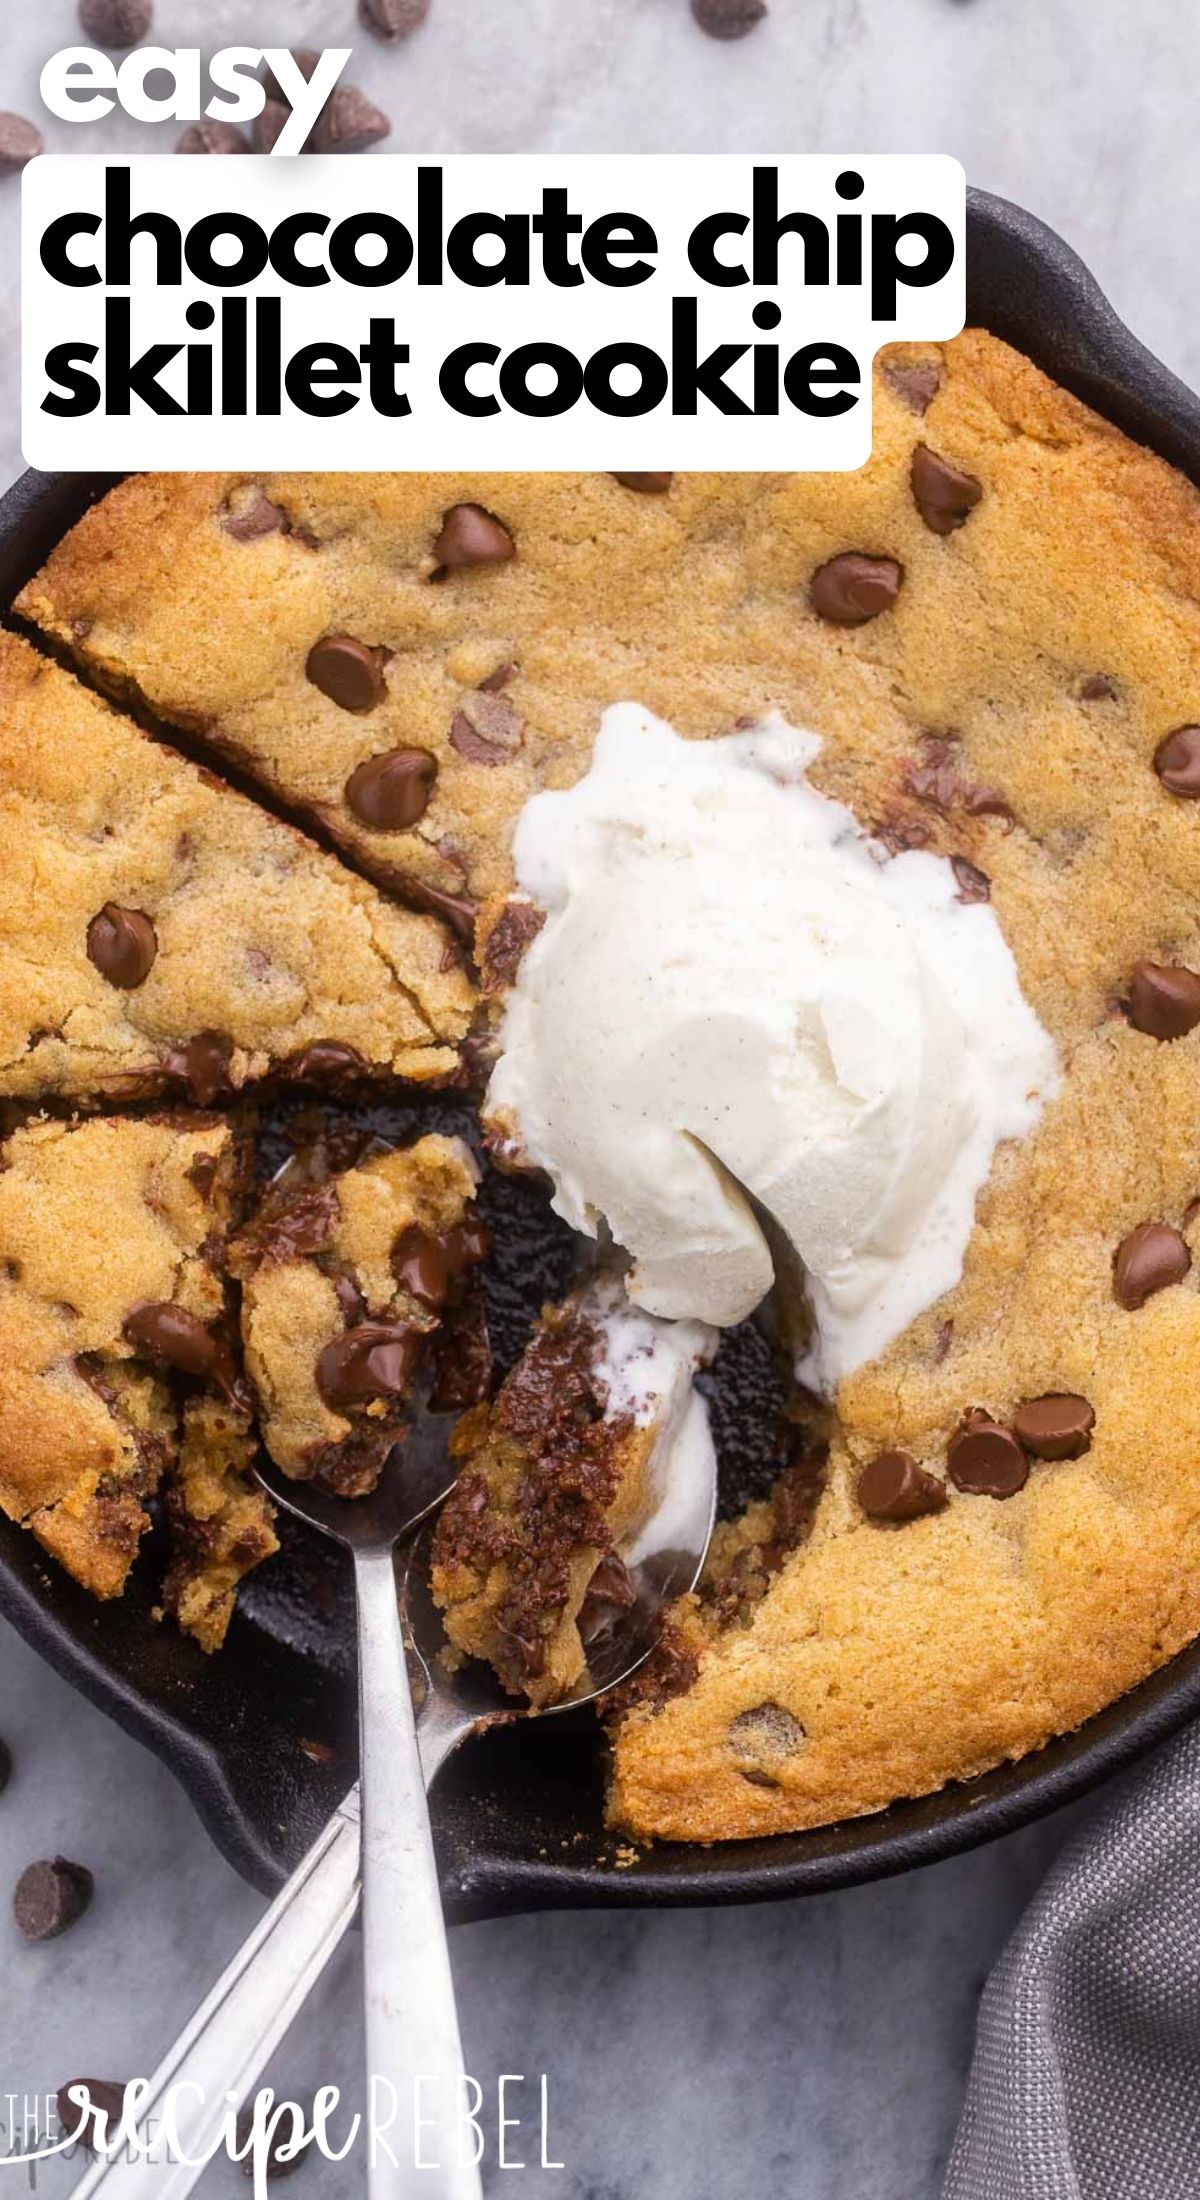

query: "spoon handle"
xmin=355 ymin=1546 xmax=482 ymax=2200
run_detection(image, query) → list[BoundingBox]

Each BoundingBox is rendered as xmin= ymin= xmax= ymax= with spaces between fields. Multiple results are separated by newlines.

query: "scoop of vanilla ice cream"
xmin=486 ymin=705 xmax=1059 ymax=1388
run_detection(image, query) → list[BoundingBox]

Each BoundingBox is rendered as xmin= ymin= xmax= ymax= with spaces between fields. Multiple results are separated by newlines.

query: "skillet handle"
xmin=66 ymin=1796 xmax=361 ymax=2198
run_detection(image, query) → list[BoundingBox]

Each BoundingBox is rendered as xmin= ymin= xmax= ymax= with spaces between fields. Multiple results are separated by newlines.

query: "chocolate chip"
xmin=389 ymin=872 xmax=477 ymax=942
xmin=1011 ymin=1393 xmax=1095 ymax=1461
xmin=392 ymin=1226 xmax=450 ymax=1307
xmin=307 ymin=635 xmax=388 ymax=714
xmin=78 ymin=0 xmax=151 ymax=45
xmin=312 ymin=87 xmax=391 ymax=155
xmin=610 ymin=472 xmax=674 ymax=494
xmin=332 ymin=1270 xmax=368 ymax=1326
xmin=165 ymin=1032 xmax=235 ymax=1106
xmin=56 ymin=2082 xmax=128 ymax=2152
xmin=344 ymin=746 xmax=437 ymax=830
xmin=433 ymin=504 xmax=516 ymax=570
xmin=910 ymin=444 xmax=983 ymax=535
xmin=1080 ymin=674 xmax=1118 ymax=702
xmin=0 ymin=1736 xmax=10 ymax=1794
xmin=482 ymin=899 xmax=545 ymax=992
xmin=449 ymin=691 xmax=524 ymax=766
xmin=177 ymin=122 xmax=249 ymax=154
xmin=691 ymin=0 xmax=768 ymax=35
xmin=810 ymin=552 xmax=902 ymax=625
xmin=235 ymin=2103 xmax=312 ymax=2181
xmin=254 ymin=101 xmax=289 ymax=154
xmin=727 ymin=1703 xmax=804 ymax=1761
xmin=221 ymin=487 xmax=288 ymax=541
xmin=951 ymin=855 xmax=990 ymax=903
xmin=884 ymin=360 xmax=940 ymax=414
xmin=1154 ymin=726 xmax=1200 ymax=797
xmin=315 ymin=1322 xmax=420 ymax=1409
xmin=1113 ymin=1222 xmax=1191 ymax=1310
xmin=0 ymin=114 xmax=44 ymax=174
xmin=287 ymin=1042 xmax=367 ymax=1083
xmin=444 ymin=1215 xmax=490 ymax=1275
xmin=86 ymin=904 xmax=157 ymax=990
xmin=13 ymin=1858 xmax=93 ymax=1942
xmin=947 ymin=1417 xmax=1028 ymax=1498
xmin=262 ymin=50 xmax=320 ymax=104
xmin=123 ymin=1302 xmax=220 ymax=1379
xmin=359 ymin=0 xmax=430 ymax=37
xmin=857 ymin=1449 xmax=948 ymax=1522
xmin=1128 ymin=960 xmax=1200 ymax=1040
xmin=578 ymin=1553 xmax=637 ymax=1649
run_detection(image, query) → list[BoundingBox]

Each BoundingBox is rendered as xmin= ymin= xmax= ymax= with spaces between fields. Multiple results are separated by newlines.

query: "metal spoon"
xmin=69 ymin=1389 xmax=717 ymax=2200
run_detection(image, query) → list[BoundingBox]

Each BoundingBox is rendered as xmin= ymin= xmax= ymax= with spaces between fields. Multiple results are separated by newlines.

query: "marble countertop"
xmin=0 ymin=0 xmax=1190 ymax=2191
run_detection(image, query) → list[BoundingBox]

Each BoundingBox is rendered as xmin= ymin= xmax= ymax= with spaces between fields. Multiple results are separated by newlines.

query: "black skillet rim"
xmin=3 ymin=184 xmax=1200 ymax=1916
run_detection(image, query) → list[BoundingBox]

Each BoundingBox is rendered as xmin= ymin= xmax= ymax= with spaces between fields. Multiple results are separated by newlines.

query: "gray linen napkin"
xmin=945 ymin=1723 xmax=1200 ymax=2200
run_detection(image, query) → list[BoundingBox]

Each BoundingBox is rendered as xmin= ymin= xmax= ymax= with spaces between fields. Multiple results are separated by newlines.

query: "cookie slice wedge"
xmin=0 ymin=1111 xmax=245 ymax=1598
xmin=431 ymin=1275 xmax=716 ymax=1708
xmin=234 ymin=1132 xmax=486 ymax=1496
xmin=0 ymin=633 xmax=473 ymax=1103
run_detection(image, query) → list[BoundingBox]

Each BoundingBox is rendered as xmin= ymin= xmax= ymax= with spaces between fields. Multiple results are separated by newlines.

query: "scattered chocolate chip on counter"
xmin=1113 ymin=1222 xmax=1191 ymax=1310
xmin=810 ymin=552 xmax=902 ymax=625
xmin=312 ymin=86 xmax=392 ymax=155
xmin=691 ymin=0 xmax=768 ymax=37
xmin=947 ymin=1416 xmax=1029 ymax=1498
xmin=359 ymin=0 xmax=431 ymax=39
xmin=858 ymin=1448 xmax=948 ymax=1522
xmin=85 ymin=903 xmax=158 ymax=989
xmin=13 ymin=1857 xmax=94 ymax=1942
xmin=78 ymin=0 xmax=152 ymax=45
xmin=910 ymin=444 xmax=983 ymax=534
xmin=177 ymin=122 xmax=251 ymax=155
xmin=306 ymin=635 xmax=389 ymax=714
xmin=1128 ymin=960 xmax=1200 ymax=1040
xmin=0 ymin=114 xmax=43 ymax=176
xmin=235 ymin=2102 xmax=313 ymax=2180
xmin=1011 ymin=1393 xmax=1095 ymax=1461
xmin=56 ymin=2081 xmax=128 ymax=2152
xmin=433 ymin=503 xmax=516 ymax=570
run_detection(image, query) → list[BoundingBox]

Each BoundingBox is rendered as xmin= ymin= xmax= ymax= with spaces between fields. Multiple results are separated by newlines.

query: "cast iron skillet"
xmin=3 ymin=186 xmax=1200 ymax=1919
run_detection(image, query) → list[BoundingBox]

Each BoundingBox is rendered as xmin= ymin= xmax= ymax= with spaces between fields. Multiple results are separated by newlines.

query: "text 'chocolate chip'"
xmin=810 ymin=553 xmax=902 ymax=626
xmin=1113 ymin=1223 xmax=1191 ymax=1310
xmin=86 ymin=905 xmax=157 ymax=990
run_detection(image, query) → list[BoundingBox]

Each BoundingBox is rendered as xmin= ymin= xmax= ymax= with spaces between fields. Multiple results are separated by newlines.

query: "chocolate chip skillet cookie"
xmin=13 ymin=328 xmax=1200 ymax=1848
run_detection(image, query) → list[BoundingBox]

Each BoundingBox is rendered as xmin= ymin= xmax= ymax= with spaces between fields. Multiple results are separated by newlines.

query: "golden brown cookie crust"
xmin=0 ymin=632 xmax=472 ymax=1102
